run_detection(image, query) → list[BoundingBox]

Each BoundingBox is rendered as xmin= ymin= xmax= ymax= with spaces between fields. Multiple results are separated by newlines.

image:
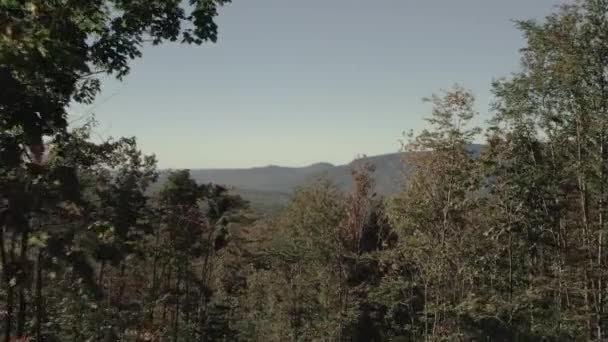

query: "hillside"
xmin=155 ymin=145 xmax=482 ymax=213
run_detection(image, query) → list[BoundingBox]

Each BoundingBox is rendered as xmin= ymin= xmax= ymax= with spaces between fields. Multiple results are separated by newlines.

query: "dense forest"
xmin=3 ymin=0 xmax=608 ymax=341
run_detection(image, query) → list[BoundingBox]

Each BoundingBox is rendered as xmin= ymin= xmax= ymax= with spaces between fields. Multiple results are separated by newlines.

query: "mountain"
xmin=317 ymin=153 xmax=406 ymax=195
xmin=191 ymin=153 xmax=405 ymax=213
xmin=187 ymin=162 xmax=337 ymax=194
xmin=185 ymin=153 xmax=402 ymax=192
xmin=156 ymin=145 xmax=483 ymax=214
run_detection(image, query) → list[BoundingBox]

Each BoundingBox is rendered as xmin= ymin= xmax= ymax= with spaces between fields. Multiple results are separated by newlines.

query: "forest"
xmin=2 ymin=0 xmax=608 ymax=341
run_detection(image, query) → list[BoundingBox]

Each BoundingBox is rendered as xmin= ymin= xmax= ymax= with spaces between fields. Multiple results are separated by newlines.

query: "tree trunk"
xmin=0 ymin=225 xmax=11 ymax=342
xmin=149 ymin=230 xmax=162 ymax=321
xmin=116 ymin=260 xmax=130 ymax=339
xmin=162 ymin=265 xmax=171 ymax=323
xmin=576 ymin=119 xmax=594 ymax=339
xmin=35 ymin=250 xmax=43 ymax=342
xmin=98 ymin=260 xmax=106 ymax=286
xmin=173 ymin=268 xmax=181 ymax=342
xmin=16 ymin=229 xmax=30 ymax=338
xmin=116 ymin=261 xmax=127 ymax=306
xmin=3 ymin=230 xmax=18 ymax=342
xmin=597 ymin=133 xmax=606 ymax=340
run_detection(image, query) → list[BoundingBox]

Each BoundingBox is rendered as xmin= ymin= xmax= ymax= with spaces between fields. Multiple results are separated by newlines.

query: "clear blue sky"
xmin=69 ymin=0 xmax=563 ymax=169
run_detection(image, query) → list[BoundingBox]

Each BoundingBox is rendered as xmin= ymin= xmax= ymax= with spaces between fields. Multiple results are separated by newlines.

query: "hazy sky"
xmin=69 ymin=0 xmax=563 ymax=169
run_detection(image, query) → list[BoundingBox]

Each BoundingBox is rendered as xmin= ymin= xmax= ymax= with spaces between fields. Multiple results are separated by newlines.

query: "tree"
xmin=0 ymin=122 xmax=127 ymax=341
xmin=151 ymin=170 xmax=248 ymax=341
xmin=1 ymin=0 xmax=230 ymax=155
xmin=237 ymin=180 xmax=346 ymax=341
xmin=1 ymin=1 xmax=231 ymax=339
xmin=387 ymin=85 xmax=483 ymax=340
xmin=489 ymin=0 xmax=608 ymax=338
xmin=86 ymin=136 xmax=158 ymax=340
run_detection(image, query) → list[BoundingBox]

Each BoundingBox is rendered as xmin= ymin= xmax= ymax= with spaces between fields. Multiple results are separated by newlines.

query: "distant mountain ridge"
xmin=156 ymin=145 xmax=482 ymax=213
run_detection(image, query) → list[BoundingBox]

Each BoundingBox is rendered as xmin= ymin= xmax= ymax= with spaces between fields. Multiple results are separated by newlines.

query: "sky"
xmin=69 ymin=0 xmax=563 ymax=169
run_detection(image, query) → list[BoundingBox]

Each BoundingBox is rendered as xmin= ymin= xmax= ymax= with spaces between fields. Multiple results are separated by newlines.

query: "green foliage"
xmin=4 ymin=0 xmax=608 ymax=341
xmin=1 ymin=0 xmax=232 ymax=339
xmin=1 ymin=0 xmax=230 ymax=148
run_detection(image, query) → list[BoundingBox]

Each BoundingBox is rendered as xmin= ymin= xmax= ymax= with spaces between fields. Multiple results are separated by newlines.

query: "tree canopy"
xmin=4 ymin=0 xmax=608 ymax=341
